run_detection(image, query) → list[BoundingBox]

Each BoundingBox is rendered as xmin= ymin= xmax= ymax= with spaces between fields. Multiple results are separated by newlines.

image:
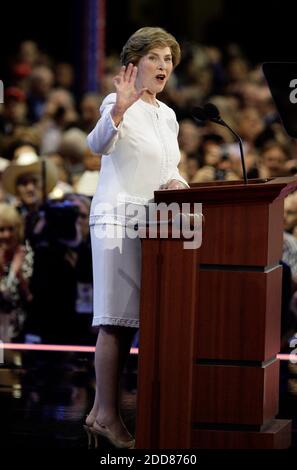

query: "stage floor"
xmin=0 ymin=346 xmax=296 ymax=449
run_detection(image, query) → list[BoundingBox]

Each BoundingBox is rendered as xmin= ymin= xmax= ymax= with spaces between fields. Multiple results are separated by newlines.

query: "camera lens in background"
xmin=44 ymin=200 xmax=79 ymax=242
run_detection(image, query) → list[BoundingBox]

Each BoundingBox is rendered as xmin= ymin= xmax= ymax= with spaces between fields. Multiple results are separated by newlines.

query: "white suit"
xmin=87 ymin=94 xmax=188 ymax=326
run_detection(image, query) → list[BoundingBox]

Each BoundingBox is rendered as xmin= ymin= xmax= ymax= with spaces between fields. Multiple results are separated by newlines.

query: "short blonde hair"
xmin=120 ymin=27 xmax=181 ymax=68
xmin=0 ymin=203 xmax=24 ymax=243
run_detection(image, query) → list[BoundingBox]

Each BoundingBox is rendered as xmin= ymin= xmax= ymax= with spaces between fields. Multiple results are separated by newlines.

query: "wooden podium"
xmin=135 ymin=177 xmax=297 ymax=449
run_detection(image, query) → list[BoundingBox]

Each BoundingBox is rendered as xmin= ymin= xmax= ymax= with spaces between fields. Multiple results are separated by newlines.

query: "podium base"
xmin=192 ymin=419 xmax=292 ymax=449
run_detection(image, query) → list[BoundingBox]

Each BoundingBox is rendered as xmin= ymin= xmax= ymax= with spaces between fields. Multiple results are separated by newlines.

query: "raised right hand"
xmin=111 ymin=64 xmax=147 ymax=126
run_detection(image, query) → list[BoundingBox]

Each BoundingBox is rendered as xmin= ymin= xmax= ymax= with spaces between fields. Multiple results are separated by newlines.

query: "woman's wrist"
xmin=111 ymin=104 xmax=126 ymax=127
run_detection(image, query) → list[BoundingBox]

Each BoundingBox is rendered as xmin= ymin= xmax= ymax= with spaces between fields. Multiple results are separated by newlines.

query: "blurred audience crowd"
xmin=0 ymin=39 xmax=297 ymax=346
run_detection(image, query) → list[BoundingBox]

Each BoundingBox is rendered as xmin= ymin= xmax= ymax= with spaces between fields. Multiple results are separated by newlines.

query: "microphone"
xmin=192 ymin=103 xmax=248 ymax=184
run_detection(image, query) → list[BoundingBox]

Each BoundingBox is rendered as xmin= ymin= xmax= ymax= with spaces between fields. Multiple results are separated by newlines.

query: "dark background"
xmin=0 ymin=0 xmax=295 ymax=70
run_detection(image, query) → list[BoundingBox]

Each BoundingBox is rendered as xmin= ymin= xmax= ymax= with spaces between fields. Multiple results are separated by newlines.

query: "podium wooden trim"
xmin=135 ymin=178 xmax=296 ymax=449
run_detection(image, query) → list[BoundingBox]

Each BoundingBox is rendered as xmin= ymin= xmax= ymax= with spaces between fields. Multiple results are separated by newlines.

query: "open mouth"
xmin=155 ymin=74 xmax=166 ymax=83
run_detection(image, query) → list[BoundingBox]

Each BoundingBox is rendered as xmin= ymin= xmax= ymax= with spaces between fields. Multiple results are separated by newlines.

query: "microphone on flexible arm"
xmin=192 ymin=103 xmax=248 ymax=184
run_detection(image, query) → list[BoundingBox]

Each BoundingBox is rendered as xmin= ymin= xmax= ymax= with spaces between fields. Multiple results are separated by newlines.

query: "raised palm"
xmin=113 ymin=63 xmax=147 ymax=111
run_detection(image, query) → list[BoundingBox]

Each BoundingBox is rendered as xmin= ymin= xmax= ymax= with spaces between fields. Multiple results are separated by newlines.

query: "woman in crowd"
xmin=0 ymin=203 xmax=33 ymax=342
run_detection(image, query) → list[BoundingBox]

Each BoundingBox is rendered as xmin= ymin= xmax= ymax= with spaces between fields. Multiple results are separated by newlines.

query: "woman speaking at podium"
xmin=85 ymin=26 xmax=188 ymax=448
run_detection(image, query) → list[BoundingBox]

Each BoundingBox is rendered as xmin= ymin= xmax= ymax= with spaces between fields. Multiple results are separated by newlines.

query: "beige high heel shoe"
xmin=83 ymin=424 xmax=95 ymax=449
xmin=83 ymin=414 xmax=97 ymax=449
xmin=90 ymin=422 xmax=135 ymax=449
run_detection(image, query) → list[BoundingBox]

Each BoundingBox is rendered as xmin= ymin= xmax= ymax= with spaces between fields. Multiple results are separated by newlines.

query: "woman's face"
xmin=135 ymin=46 xmax=173 ymax=96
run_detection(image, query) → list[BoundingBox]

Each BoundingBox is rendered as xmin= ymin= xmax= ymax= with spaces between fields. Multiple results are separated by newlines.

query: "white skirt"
xmin=90 ymin=224 xmax=141 ymax=328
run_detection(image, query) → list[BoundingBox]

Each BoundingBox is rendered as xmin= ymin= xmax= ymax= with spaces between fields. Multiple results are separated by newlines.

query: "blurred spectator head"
xmin=101 ymin=55 xmax=120 ymax=95
xmin=55 ymin=63 xmax=75 ymax=90
xmin=80 ymin=93 xmax=100 ymax=131
xmin=29 ymin=65 xmax=54 ymax=97
xmin=237 ymin=107 xmax=264 ymax=144
xmin=211 ymin=95 xmax=240 ymax=121
xmin=18 ymin=40 xmax=40 ymax=66
xmin=178 ymin=119 xmax=200 ymax=156
xmin=43 ymin=88 xmax=78 ymax=125
xmin=284 ymin=192 xmax=297 ymax=233
xmin=59 ymin=128 xmax=88 ymax=164
xmin=2 ymin=152 xmax=58 ymax=207
xmin=240 ymin=81 xmax=271 ymax=111
xmin=226 ymin=57 xmax=249 ymax=83
xmin=3 ymin=87 xmax=27 ymax=125
xmin=0 ymin=202 xmax=24 ymax=250
xmin=199 ymin=134 xmax=225 ymax=167
xmin=260 ymin=141 xmax=290 ymax=177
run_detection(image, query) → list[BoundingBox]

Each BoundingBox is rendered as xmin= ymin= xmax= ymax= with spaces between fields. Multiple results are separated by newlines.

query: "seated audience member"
xmin=0 ymin=203 xmax=33 ymax=342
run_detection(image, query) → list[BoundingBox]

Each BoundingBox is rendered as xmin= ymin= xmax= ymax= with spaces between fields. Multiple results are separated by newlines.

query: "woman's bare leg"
xmin=85 ymin=389 xmax=99 ymax=426
xmin=87 ymin=325 xmax=137 ymax=439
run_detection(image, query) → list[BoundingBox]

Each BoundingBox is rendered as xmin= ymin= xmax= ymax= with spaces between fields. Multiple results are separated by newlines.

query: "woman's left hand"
xmin=160 ymin=179 xmax=188 ymax=190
